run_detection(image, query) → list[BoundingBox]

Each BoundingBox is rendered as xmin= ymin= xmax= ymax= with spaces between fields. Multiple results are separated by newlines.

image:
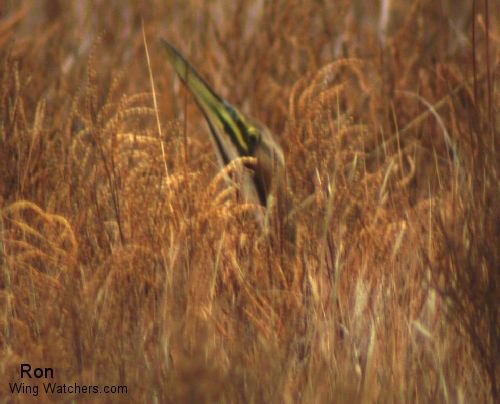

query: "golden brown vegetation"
xmin=0 ymin=1 xmax=498 ymax=402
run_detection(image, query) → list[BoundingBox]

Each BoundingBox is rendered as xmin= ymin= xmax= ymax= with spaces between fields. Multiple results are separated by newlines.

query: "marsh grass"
xmin=0 ymin=1 xmax=498 ymax=402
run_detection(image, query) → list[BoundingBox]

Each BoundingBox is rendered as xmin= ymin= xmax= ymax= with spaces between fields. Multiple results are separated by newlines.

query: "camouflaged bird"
xmin=160 ymin=39 xmax=288 ymax=216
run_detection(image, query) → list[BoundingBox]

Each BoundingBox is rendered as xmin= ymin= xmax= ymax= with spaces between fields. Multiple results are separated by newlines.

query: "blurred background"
xmin=0 ymin=1 xmax=498 ymax=402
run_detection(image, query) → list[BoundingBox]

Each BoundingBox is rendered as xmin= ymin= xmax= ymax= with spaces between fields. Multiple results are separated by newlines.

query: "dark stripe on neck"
xmin=201 ymin=110 xmax=231 ymax=166
xmin=217 ymin=103 xmax=250 ymax=157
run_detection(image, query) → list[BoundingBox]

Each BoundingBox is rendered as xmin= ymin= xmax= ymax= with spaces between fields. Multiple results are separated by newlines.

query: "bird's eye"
xmin=247 ymin=126 xmax=260 ymax=145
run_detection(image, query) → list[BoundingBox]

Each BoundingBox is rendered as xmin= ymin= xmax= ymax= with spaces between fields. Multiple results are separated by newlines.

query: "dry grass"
xmin=0 ymin=1 xmax=498 ymax=402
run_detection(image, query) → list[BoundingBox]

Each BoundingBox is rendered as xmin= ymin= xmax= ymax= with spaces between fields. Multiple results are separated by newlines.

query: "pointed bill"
xmin=161 ymin=39 xmax=252 ymax=166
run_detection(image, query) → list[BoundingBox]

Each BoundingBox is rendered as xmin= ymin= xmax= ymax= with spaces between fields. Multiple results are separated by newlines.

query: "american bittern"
xmin=161 ymin=39 xmax=291 ymax=225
